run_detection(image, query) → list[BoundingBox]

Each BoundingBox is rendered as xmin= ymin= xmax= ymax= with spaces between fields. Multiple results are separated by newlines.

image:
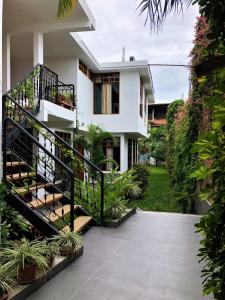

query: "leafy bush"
xmin=76 ymin=168 xmax=141 ymax=221
xmin=132 ymin=163 xmax=150 ymax=195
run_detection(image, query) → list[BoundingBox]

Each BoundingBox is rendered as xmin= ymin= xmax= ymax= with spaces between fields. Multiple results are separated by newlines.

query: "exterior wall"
xmin=90 ymin=71 xmax=148 ymax=137
xmin=11 ymin=58 xmax=33 ymax=87
xmin=76 ymin=69 xmax=93 ymax=132
xmin=45 ymin=58 xmax=77 ymax=86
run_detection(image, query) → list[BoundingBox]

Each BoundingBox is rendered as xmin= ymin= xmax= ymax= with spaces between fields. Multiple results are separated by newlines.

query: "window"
xmin=128 ymin=139 xmax=138 ymax=168
xmin=102 ymin=137 xmax=120 ymax=171
xmin=94 ymin=73 xmax=120 ymax=114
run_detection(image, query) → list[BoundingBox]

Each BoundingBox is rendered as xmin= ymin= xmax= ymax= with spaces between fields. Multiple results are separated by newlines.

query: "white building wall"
xmin=45 ymin=58 xmax=77 ymax=86
xmin=90 ymin=71 xmax=148 ymax=137
xmin=11 ymin=58 xmax=33 ymax=87
xmin=76 ymin=69 xmax=93 ymax=132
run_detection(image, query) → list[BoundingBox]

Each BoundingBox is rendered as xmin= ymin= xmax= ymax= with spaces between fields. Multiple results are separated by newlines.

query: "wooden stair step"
xmin=6 ymin=172 xmax=35 ymax=181
xmin=47 ymin=205 xmax=71 ymax=223
xmin=6 ymin=161 xmax=26 ymax=167
xmin=62 ymin=216 xmax=93 ymax=233
xmin=16 ymin=182 xmax=53 ymax=194
xmin=47 ymin=205 xmax=79 ymax=223
xmin=29 ymin=193 xmax=63 ymax=209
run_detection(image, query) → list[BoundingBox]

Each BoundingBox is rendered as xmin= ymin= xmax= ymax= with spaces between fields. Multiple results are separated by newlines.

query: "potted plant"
xmin=52 ymin=232 xmax=82 ymax=256
xmin=39 ymin=239 xmax=59 ymax=268
xmin=0 ymin=265 xmax=13 ymax=300
xmin=1 ymin=240 xmax=48 ymax=285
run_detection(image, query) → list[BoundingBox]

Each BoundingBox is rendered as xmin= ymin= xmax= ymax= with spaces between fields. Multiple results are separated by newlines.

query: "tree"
xmin=73 ymin=124 xmax=116 ymax=169
xmin=57 ymin=0 xmax=77 ymax=18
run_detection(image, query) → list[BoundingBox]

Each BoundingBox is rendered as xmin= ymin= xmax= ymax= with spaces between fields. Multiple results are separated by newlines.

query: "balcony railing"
xmin=8 ymin=64 xmax=76 ymax=113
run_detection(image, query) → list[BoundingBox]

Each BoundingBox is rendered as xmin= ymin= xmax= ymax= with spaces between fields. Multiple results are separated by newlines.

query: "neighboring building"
xmin=148 ymin=103 xmax=169 ymax=127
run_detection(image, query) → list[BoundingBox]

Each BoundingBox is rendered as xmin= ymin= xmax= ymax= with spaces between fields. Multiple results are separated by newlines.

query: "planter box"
xmin=9 ymin=246 xmax=83 ymax=300
xmin=104 ymin=208 xmax=136 ymax=228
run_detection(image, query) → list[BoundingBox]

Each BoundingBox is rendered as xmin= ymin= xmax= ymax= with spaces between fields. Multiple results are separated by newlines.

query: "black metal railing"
xmin=3 ymin=94 xmax=105 ymax=231
xmin=8 ymin=64 xmax=76 ymax=113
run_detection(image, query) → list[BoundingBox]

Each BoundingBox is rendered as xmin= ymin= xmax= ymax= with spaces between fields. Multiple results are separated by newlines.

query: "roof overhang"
xmin=3 ymin=0 xmax=96 ymax=34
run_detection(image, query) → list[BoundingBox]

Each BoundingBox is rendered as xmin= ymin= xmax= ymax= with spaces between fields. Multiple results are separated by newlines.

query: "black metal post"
xmin=70 ymin=174 xmax=75 ymax=231
xmin=100 ymin=172 xmax=104 ymax=225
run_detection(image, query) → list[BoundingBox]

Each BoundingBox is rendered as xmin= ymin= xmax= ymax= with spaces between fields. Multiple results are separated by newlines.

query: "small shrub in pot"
xmin=39 ymin=239 xmax=60 ymax=268
xmin=0 ymin=265 xmax=13 ymax=300
xmin=1 ymin=240 xmax=48 ymax=285
xmin=52 ymin=232 xmax=82 ymax=256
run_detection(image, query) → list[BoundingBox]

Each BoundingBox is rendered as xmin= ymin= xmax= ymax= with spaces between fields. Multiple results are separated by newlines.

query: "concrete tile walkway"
xmin=28 ymin=212 xmax=213 ymax=300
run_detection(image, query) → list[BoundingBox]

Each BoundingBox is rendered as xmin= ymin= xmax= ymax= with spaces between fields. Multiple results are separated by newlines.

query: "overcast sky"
xmin=80 ymin=0 xmax=199 ymax=103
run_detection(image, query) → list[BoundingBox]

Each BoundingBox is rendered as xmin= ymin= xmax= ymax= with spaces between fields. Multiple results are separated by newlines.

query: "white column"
xmin=2 ymin=33 xmax=11 ymax=93
xmin=33 ymin=32 xmax=43 ymax=66
xmin=120 ymin=134 xmax=127 ymax=173
xmin=0 ymin=0 xmax=3 ymax=181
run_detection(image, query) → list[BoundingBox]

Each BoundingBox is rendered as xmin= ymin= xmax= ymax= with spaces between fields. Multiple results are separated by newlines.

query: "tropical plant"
xmin=73 ymin=124 xmax=116 ymax=169
xmin=76 ymin=168 xmax=140 ymax=221
xmin=139 ymin=127 xmax=167 ymax=164
xmin=105 ymin=198 xmax=127 ymax=220
xmin=0 ymin=265 xmax=13 ymax=299
xmin=132 ymin=163 xmax=150 ymax=194
xmin=52 ymin=232 xmax=82 ymax=256
xmin=1 ymin=240 xmax=48 ymax=284
xmin=39 ymin=239 xmax=60 ymax=267
xmin=57 ymin=0 xmax=77 ymax=18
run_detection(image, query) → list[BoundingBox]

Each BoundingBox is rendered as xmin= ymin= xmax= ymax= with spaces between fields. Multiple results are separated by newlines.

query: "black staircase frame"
xmin=2 ymin=64 xmax=105 ymax=236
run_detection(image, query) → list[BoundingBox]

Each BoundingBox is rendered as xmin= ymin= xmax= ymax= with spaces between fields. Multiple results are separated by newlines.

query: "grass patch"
xmin=138 ymin=166 xmax=183 ymax=213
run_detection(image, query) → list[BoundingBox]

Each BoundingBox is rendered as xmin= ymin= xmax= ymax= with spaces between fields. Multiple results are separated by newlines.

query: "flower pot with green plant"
xmin=0 ymin=265 xmax=13 ymax=300
xmin=52 ymin=232 xmax=82 ymax=256
xmin=39 ymin=239 xmax=60 ymax=268
xmin=1 ymin=240 xmax=48 ymax=285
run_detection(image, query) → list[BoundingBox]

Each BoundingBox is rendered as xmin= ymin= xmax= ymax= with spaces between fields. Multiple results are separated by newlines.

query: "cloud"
xmin=80 ymin=0 xmax=199 ymax=103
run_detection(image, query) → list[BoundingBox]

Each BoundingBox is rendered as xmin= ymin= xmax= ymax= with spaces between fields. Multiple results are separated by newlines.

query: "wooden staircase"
xmin=5 ymin=150 xmax=93 ymax=234
xmin=3 ymin=64 xmax=104 ymax=237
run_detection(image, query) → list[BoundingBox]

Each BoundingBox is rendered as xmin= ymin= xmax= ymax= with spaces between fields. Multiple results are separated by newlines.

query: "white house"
xmin=1 ymin=0 xmax=154 ymax=175
xmin=43 ymin=32 xmax=154 ymax=172
xmin=0 ymin=0 xmax=154 ymax=235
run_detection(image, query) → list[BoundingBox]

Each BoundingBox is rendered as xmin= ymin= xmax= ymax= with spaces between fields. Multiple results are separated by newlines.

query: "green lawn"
xmin=138 ymin=166 xmax=183 ymax=213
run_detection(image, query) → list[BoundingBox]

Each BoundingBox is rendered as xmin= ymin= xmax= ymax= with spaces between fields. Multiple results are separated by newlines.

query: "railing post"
xmin=70 ymin=174 xmax=75 ymax=232
xmin=38 ymin=65 xmax=43 ymax=105
xmin=100 ymin=172 xmax=104 ymax=225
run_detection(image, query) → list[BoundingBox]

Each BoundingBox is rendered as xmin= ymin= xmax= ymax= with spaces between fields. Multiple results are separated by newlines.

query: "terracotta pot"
xmin=17 ymin=264 xmax=37 ymax=285
xmin=0 ymin=291 xmax=9 ymax=300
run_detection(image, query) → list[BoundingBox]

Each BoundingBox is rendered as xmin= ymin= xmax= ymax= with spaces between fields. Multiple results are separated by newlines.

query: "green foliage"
xmin=132 ymin=163 xmax=150 ymax=194
xmin=76 ymin=168 xmax=140 ymax=221
xmin=0 ymin=264 xmax=13 ymax=296
xmin=73 ymin=124 xmax=116 ymax=169
xmin=1 ymin=240 xmax=48 ymax=275
xmin=0 ymin=184 xmax=29 ymax=245
xmin=139 ymin=126 xmax=167 ymax=162
xmin=51 ymin=232 xmax=82 ymax=256
xmin=139 ymin=166 xmax=185 ymax=213
xmin=57 ymin=0 xmax=77 ymax=18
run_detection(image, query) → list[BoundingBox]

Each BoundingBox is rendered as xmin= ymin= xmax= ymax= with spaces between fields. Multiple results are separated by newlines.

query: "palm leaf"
xmin=57 ymin=0 xmax=77 ymax=18
xmin=138 ymin=0 xmax=192 ymax=31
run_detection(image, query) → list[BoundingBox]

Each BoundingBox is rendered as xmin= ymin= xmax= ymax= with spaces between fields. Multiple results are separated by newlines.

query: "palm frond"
xmin=138 ymin=0 xmax=192 ymax=31
xmin=57 ymin=0 xmax=77 ymax=18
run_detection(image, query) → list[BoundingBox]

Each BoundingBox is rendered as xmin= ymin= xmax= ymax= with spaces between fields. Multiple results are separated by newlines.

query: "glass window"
xmin=94 ymin=73 xmax=120 ymax=114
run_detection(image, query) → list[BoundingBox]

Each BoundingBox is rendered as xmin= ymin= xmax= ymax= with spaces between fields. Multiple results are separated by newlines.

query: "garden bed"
xmin=104 ymin=208 xmax=136 ymax=228
xmin=8 ymin=246 xmax=83 ymax=300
